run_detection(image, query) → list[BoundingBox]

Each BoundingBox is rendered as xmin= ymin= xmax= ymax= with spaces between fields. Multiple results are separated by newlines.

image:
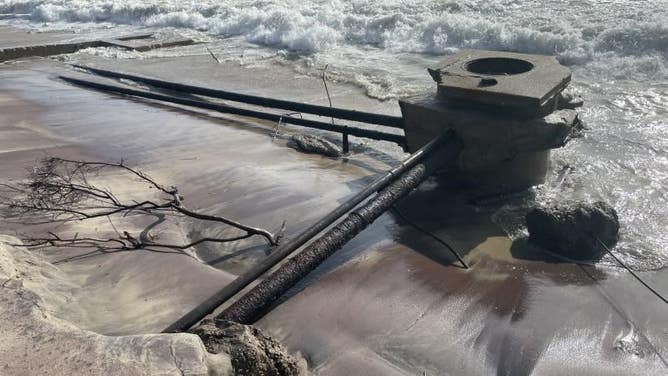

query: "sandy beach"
xmin=1 ymin=24 xmax=667 ymax=375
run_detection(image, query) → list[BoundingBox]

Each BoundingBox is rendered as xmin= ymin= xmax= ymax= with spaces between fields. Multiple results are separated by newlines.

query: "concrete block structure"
xmin=400 ymin=49 xmax=580 ymax=193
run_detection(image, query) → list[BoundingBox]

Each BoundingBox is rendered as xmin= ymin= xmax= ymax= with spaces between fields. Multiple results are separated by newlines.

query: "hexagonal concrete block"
xmin=428 ymin=49 xmax=571 ymax=116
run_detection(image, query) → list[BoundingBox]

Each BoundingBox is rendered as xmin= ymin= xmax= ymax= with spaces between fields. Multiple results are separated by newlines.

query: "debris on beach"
xmin=526 ymin=200 xmax=619 ymax=260
xmin=289 ymin=134 xmax=342 ymax=158
xmin=558 ymin=88 xmax=584 ymax=110
xmin=191 ymin=319 xmax=305 ymax=376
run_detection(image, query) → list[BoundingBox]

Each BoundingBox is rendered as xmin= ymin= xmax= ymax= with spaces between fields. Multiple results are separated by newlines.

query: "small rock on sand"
xmin=526 ymin=201 xmax=619 ymax=260
xmin=191 ymin=319 xmax=305 ymax=376
xmin=289 ymin=134 xmax=341 ymax=158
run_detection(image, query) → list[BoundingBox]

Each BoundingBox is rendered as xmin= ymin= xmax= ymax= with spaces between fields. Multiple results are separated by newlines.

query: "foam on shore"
xmin=1 ymin=1 xmax=666 ymax=80
xmin=0 ymin=235 xmax=232 ymax=375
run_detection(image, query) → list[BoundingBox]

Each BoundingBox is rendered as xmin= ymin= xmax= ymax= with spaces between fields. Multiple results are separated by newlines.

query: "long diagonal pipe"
xmin=59 ymin=75 xmax=406 ymax=147
xmin=71 ymin=64 xmax=405 ymax=129
xmin=217 ymin=131 xmax=462 ymax=324
xmin=162 ymin=131 xmax=462 ymax=332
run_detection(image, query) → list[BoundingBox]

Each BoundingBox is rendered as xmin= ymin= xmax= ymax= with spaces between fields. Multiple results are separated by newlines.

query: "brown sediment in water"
xmin=1 ymin=47 xmax=667 ymax=376
xmin=258 ymin=187 xmax=668 ymax=374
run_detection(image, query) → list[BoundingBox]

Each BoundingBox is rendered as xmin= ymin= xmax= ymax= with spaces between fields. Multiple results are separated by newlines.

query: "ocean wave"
xmin=2 ymin=0 xmax=666 ymax=64
xmin=2 ymin=0 xmax=667 ymax=96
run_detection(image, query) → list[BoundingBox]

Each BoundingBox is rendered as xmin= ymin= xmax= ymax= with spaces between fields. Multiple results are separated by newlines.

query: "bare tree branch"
xmin=1 ymin=157 xmax=284 ymax=251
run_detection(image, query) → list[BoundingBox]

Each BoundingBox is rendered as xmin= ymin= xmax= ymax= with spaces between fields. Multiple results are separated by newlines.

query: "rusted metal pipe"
xmin=59 ymin=75 xmax=406 ymax=146
xmin=162 ymin=132 xmax=458 ymax=333
xmin=71 ymin=64 xmax=405 ymax=129
xmin=217 ymin=131 xmax=461 ymax=324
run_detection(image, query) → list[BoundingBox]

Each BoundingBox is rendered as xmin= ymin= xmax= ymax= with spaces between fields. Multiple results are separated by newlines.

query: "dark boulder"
xmin=289 ymin=134 xmax=341 ymax=158
xmin=191 ymin=319 xmax=304 ymax=376
xmin=526 ymin=201 xmax=619 ymax=260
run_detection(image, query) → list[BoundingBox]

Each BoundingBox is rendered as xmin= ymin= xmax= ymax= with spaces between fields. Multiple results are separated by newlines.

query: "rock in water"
xmin=289 ymin=134 xmax=341 ymax=157
xmin=191 ymin=319 xmax=305 ymax=376
xmin=526 ymin=201 xmax=619 ymax=260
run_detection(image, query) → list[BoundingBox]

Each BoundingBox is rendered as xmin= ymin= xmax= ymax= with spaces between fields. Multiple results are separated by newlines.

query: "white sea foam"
xmin=2 ymin=0 xmax=667 ymax=92
xmin=2 ymin=0 xmax=666 ymax=100
xmin=1 ymin=1 xmax=666 ymax=66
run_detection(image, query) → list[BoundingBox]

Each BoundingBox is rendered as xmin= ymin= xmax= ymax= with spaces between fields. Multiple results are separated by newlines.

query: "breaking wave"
xmin=1 ymin=0 xmax=667 ymax=76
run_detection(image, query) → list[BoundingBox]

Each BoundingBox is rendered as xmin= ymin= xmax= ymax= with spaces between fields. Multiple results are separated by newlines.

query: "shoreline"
xmin=1 ymin=27 xmax=667 ymax=375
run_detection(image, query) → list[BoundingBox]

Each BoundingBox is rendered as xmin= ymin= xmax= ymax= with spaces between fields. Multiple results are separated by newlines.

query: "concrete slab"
xmin=0 ymin=25 xmax=77 ymax=49
xmin=101 ymin=33 xmax=195 ymax=52
xmin=429 ymin=49 xmax=571 ymax=116
xmin=399 ymin=94 xmax=578 ymax=153
xmin=0 ymin=28 xmax=192 ymax=62
xmin=0 ymin=40 xmax=102 ymax=62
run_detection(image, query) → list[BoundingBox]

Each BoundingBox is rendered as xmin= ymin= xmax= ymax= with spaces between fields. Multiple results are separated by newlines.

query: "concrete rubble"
xmin=191 ymin=319 xmax=306 ymax=376
xmin=526 ymin=201 xmax=620 ymax=260
xmin=289 ymin=133 xmax=342 ymax=158
xmin=558 ymin=88 xmax=585 ymax=110
xmin=0 ymin=31 xmax=194 ymax=62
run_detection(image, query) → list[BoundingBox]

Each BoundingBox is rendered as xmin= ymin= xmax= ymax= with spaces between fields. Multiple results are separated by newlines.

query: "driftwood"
xmin=1 ymin=157 xmax=283 ymax=250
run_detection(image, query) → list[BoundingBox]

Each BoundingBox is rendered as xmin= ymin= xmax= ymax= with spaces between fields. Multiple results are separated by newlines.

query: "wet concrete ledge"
xmin=0 ymin=32 xmax=194 ymax=62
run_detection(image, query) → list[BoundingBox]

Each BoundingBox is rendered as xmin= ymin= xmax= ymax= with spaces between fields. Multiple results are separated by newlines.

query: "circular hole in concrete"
xmin=465 ymin=57 xmax=534 ymax=76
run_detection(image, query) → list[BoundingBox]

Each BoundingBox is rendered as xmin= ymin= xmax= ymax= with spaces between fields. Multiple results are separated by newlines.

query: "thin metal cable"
xmin=391 ymin=205 xmax=468 ymax=269
xmin=541 ymin=205 xmax=668 ymax=365
xmin=544 ymin=207 xmax=668 ymax=305
xmin=594 ymin=236 xmax=668 ymax=305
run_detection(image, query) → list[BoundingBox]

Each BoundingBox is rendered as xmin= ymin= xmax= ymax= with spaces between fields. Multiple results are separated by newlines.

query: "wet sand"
xmin=261 ymin=189 xmax=668 ymax=375
xmin=1 ymin=39 xmax=667 ymax=375
xmin=0 ymin=55 xmax=391 ymax=334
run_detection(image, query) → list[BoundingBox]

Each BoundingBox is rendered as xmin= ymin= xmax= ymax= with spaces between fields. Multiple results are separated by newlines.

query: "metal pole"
xmin=217 ymin=132 xmax=461 ymax=324
xmin=59 ymin=75 xmax=406 ymax=147
xmin=162 ymin=131 xmax=458 ymax=332
xmin=71 ymin=64 xmax=405 ymax=129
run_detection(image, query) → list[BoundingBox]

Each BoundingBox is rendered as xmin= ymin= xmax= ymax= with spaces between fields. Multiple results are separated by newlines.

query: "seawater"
xmin=1 ymin=0 xmax=667 ymax=270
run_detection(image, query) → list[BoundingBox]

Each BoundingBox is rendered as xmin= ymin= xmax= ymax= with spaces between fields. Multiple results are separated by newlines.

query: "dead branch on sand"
xmin=1 ymin=157 xmax=284 ymax=250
